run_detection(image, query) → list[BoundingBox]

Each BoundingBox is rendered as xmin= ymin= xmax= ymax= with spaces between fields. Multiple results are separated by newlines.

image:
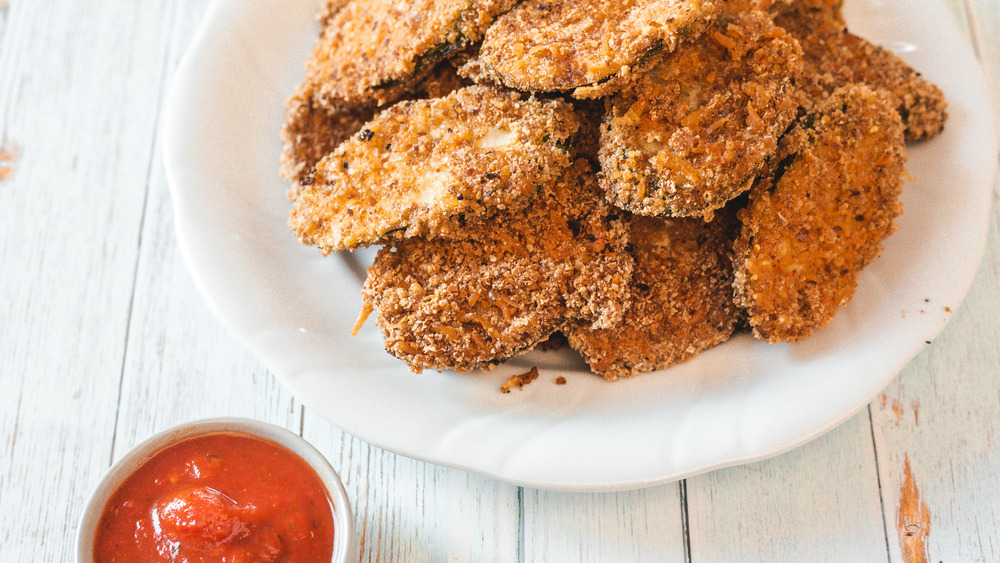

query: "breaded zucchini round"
xmin=305 ymin=0 xmax=517 ymax=108
xmin=476 ymin=0 xmax=719 ymax=98
xmin=362 ymin=160 xmax=633 ymax=372
xmin=774 ymin=1 xmax=947 ymax=141
xmin=598 ymin=11 xmax=803 ymax=218
xmin=733 ymin=85 xmax=907 ymax=343
xmin=290 ymin=86 xmax=580 ymax=253
xmin=566 ymin=211 xmax=739 ymax=380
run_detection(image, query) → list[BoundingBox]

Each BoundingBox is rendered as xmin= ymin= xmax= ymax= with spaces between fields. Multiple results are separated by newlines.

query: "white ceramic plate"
xmin=163 ymin=0 xmax=998 ymax=491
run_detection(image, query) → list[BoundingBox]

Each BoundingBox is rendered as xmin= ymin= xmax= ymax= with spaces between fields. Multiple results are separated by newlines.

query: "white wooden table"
xmin=2 ymin=0 xmax=998 ymax=561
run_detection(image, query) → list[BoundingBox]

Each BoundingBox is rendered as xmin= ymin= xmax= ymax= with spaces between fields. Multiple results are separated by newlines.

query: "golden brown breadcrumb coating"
xmin=719 ymin=0 xmax=792 ymax=13
xmin=733 ymin=85 xmax=906 ymax=343
xmin=280 ymin=0 xmax=947 ymax=380
xmin=598 ymin=11 xmax=803 ymax=219
xmin=566 ymin=211 xmax=739 ymax=380
xmin=280 ymin=62 xmax=470 ymax=187
xmin=568 ymin=98 xmax=606 ymax=161
xmin=290 ymin=85 xmax=580 ymax=253
xmin=774 ymin=1 xmax=947 ymax=141
xmin=317 ymin=0 xmax=351 ymax=28
xmin=718 ymin=0 xmax=839 ymax=18
xmin=305 ymin=0 xmax=517 ymax=108
xmin=414 ymin=60 xmax=476 ymax=99
xmin=475 ymin=0 xmax=720 ymax=98
xmin=279 ymin=83 xmax=373 ymax=186
xmin=362 ymin=160 xmax=633 ymax=372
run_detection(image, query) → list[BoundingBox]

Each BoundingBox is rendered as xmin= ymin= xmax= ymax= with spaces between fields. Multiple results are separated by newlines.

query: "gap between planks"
xmin=107 ymin=0 xmax=183 ymax=466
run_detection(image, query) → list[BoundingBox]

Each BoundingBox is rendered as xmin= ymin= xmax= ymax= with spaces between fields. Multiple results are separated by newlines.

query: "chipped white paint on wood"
xmin=872 ymin=210 xmax=1000 ymax=563
xmin=0 ymin=0 xmax=998 ymax=561
xmin=871 ymin=0 xmax=1000 ymax=561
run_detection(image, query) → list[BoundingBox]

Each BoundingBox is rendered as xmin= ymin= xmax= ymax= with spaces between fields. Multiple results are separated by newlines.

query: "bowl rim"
xmin=76 ymin=417 xmax=355 ymax=563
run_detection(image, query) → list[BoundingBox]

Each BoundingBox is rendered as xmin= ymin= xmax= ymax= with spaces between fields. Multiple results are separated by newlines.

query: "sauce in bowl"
xmin=93 ymin=432 xmax=334 ymax=563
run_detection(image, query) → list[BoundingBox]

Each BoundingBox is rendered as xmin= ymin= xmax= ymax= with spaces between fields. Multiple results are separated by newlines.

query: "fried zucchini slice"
xmin=717 ymin=0 xmax=822 ymax=17
xmin=317 ymin=0 xmax=351 ymax=28
xmin=279 ymin=84 xmax=372 ymax=187
xmin=280 ymin=62 xmax=470 ymax=188
xmin=289 ymin=86 xmax=580 ymax=253
xmin=362 ymin=160 xmax=633 ymax=372
xmin=304 ymin=0 xmax=517 ymax=108
xmin=599 ymin=11 xmax=803 ymax=219
xmin=774 ymin=1 xmax=947 ymax=141
xmin=566 ymin=212 xmax=739 ymax=380
xmin=475 ymin=0 xmax=720 ymax=98
xmin=733 ymin=85 xmax=907 ymax=343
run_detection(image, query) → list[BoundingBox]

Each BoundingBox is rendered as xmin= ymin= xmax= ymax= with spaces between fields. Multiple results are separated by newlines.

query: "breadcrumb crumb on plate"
xmin=501 ymin=367 xmax=540 ymax=393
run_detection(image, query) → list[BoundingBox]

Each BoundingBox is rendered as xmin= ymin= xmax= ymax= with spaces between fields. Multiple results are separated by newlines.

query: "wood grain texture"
xmin=686 ymin=411 xmax=889 ymax=562
xmin=963 ymin=0 xmax=1000 ymax=126
xmin=522 ymin=484 xmax=686 ymax=563
xmin=303 ymin=410 xmax=521 ymax=563
xmin=0 ymin=1 xmax=12 ymax=81
xmin=0 ymin=0 xmax=998 ymax=561
xmin=0 ymin=0 xmax=179 ymax=559
xmin=871 ymin=1 xmax=1000 ymax=561
xmin=872 ymin=178 xmax=1000 ymax=563
xmin=112 ymin=114 xmax=302 ymax=439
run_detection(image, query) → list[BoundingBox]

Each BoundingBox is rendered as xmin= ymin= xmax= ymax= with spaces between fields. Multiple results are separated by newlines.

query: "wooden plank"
xmin=0 ymin=1 xmax=11 ymax=59
xmin=686 ymin=411 xmax=889 ymax=562
xmin=871 ymin=2 xmax=1000 ymax=561
xmin=111 ymin=0 xmax=301 ymax=448
xmin=97 ymin=2 xmax=513 ymax=562
xmin=302 ymin=410 xmax=521 ymax=562
xmin=112 ymin=146 xmax=301 ymax=440
xmin=871 ymin=217 xmax=1000 ymax=563
xmin=0 ymin=0 xmax=177 ymax=559
xmin=871 ymin=162 xmax=1000 ymax=562
xmin=521 ymin=484 xmax=686 ymax=563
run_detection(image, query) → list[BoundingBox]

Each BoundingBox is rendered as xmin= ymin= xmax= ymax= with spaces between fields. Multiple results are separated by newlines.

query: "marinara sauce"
xmin=94 ymin=432 xmax=335 ymax=563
